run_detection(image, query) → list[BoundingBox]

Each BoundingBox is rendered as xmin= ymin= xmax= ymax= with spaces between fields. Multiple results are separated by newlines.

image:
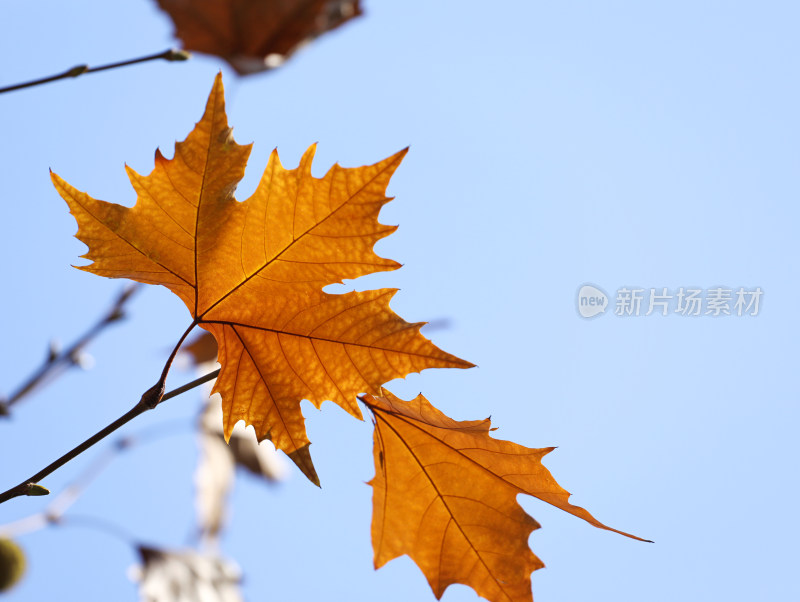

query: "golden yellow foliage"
xmin=365 ymin=390 xmax=649 ymax=602
xmin=52 ymin=74 xmax=472 ymax=484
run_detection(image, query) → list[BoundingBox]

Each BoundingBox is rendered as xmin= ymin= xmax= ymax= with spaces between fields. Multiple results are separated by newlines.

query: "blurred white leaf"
xmin=132 ymin=547 xmax=243 ymax=602
xmin=195 ymin=393 xmax=288 ymax=542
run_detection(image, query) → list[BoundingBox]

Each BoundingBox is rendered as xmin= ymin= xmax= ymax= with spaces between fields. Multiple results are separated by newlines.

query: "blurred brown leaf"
xmin=183 ymin=332 xmax=218 ymax=366
xmin=155 ymin=0 xmax=362 ymax=74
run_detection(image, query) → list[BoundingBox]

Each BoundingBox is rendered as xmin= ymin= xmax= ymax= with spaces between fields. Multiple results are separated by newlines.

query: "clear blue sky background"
xmin=1 ymin=1 xmax=799 ymax=600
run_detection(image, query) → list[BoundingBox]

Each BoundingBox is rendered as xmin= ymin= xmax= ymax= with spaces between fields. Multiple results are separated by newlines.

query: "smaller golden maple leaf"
xmin=364 ymin=390 xmax=650 ymax=602
xmin=51 ymin=74 xmax=473 ymax=484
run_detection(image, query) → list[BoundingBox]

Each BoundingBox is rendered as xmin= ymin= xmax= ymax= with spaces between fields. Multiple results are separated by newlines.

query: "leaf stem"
xmin=0 ymin=368 xmax=219 ymax=506
xmin=158 ymin=320 xmax=201 ymax=388
xmin=0 ymin=49 xmax=191 ymax=95
xmin=0 ymin=318 xmax=201 ymax=502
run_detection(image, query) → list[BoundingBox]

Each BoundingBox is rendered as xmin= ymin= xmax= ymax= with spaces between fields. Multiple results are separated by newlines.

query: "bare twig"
xmin=0 ymin=49 xmax=191 ymax=95
xmin=163 ymin=369 xmax=220 ymax=402
xmin=0 ymin=441 xmax=118 ymax=537
xmin=0 ymin=366 xmax=219 ymax=506
xmin=0 ymin=418 xmax=194 ymax=539
xmin=1 ymin=285 xmax=140 ymax=416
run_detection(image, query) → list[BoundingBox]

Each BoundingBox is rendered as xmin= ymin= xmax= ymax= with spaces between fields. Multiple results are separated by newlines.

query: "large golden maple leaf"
xmin=51 ymin=74 xmax=472 ymax=483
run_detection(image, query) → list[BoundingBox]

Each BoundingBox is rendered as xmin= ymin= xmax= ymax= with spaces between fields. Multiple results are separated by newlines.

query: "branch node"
xmin=165 ymin=49 xmax=191 ymax=62
xmin=47 ymin=340 xmax=61 ymax=363
xmin=139 ymin=382 xmax=165 ymax=411
xmin=68 ymin=350 xmax=94 ymax=370
xmin=65 ymin=65 xmax=89 ymax=78
xmin=25 ymin=483 xmax=50 ymax=497
xmin=105 ymin=309 xmax=125 ymax=323
xmin=45 ymin=511 xmax=61 ymax=525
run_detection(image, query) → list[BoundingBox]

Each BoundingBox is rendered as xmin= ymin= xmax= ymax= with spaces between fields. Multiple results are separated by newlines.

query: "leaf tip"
xmin=287 ymin=445 xmax=320 ymax=487
xmin=300 ymin=143 xmax=318 ymax=171
xmin=384 ymin=147 xmax=409 ymax=171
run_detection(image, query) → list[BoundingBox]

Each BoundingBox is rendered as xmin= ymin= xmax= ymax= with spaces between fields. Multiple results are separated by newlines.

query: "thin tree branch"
xmin=0 ymin=368 xmax=219 ymax=506
xmin=163 ymin=369 xmax=220 ymax=403
xmin=56 ymin=514 xmax=138 ymax=545
xmin=1 ymin=285 xmax=140 ymax=416
xmin=0 ymin=418 xmax=195 ymax=539
xmin=0 ymin=48 xmax=191 ymax=95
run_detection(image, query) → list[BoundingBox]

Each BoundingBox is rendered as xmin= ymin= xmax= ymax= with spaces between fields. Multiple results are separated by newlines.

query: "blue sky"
xmin=1 ymin=1 xmax=799 ymax=600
